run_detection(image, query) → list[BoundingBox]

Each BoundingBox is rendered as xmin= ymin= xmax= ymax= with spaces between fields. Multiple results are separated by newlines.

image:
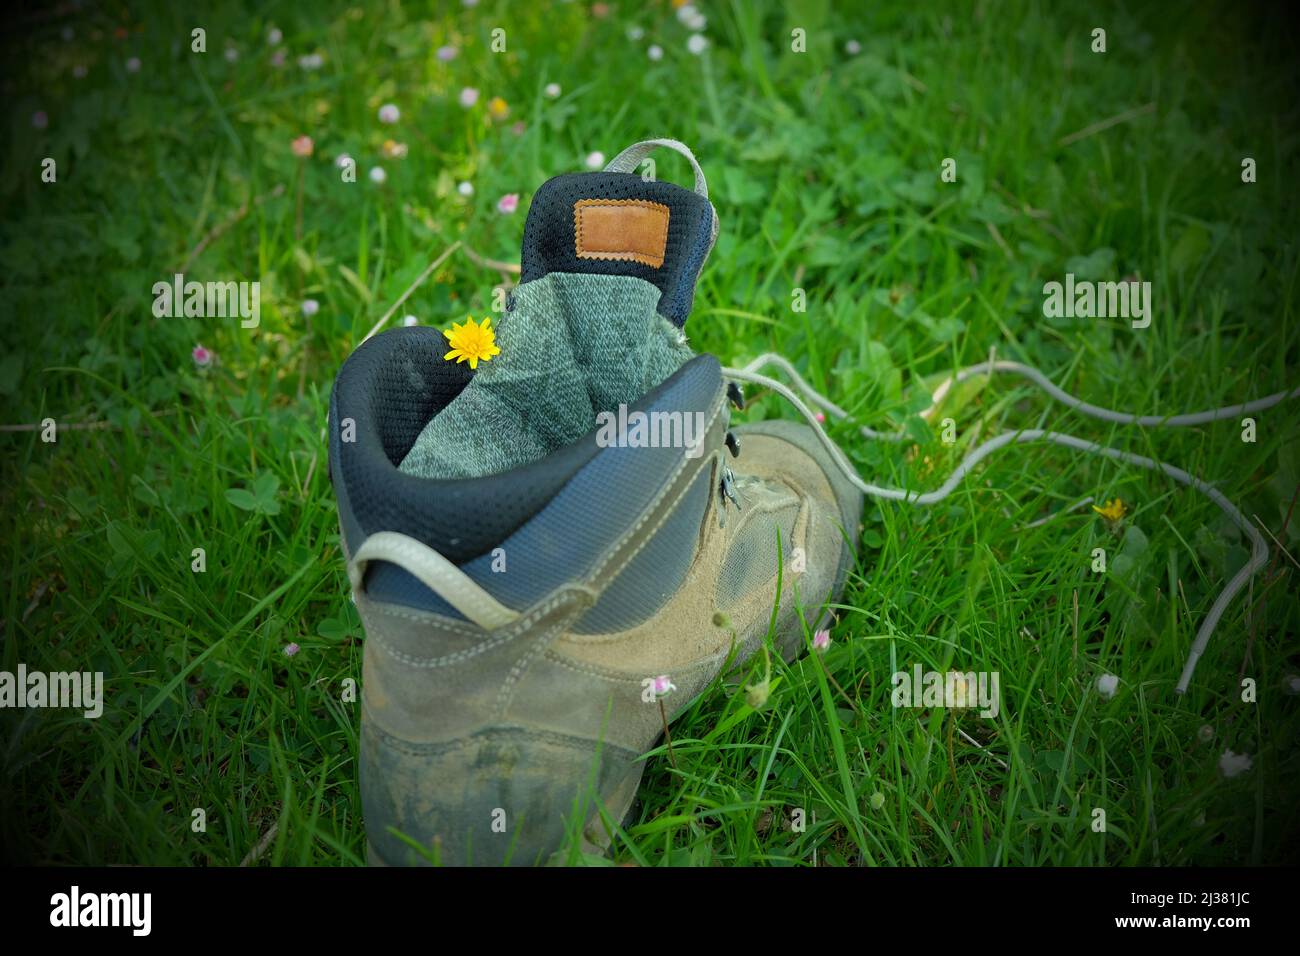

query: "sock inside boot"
xmin=399 ymin=272 xmax=694 ymax=480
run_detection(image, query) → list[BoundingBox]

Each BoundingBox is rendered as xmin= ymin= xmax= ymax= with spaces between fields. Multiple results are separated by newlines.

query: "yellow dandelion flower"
xmin=443 ymin=316 xmax=501 ymax=370
xmin=487 ymin=96 xmax=509 ymax=119
xmin=1092 ymin=498 xmax=1127 ymax=521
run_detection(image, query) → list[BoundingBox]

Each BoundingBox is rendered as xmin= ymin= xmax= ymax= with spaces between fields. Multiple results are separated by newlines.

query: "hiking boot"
xmin=329 ymin=140 xmax=863 ymax=866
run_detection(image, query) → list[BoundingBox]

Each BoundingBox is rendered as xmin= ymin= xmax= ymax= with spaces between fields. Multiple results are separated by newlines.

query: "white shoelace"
xmin=722 ymin=352 xmax=1300 ymax=694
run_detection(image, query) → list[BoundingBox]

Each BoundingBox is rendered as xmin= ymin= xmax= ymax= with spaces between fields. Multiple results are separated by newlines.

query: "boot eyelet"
xmin=720 ymin=466 xmax=741 ymax=510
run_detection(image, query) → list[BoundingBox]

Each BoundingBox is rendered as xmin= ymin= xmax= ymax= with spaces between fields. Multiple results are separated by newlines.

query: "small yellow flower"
xmin=487 ymin=96 xmax=509 ymax=119
xmin=1092 ymin=498 xmax=1128 ymax=522
xmin=945 ymin=670 xmax=973 ymax=707
xmin=443 ymin=316 xmax=501 ymax=370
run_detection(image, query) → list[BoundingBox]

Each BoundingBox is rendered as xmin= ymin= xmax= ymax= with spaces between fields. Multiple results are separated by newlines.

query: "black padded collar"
xmin=329 ymin=326 xmax=723 ymax=563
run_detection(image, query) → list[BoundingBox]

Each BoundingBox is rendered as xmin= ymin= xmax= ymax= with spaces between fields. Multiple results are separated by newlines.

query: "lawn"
xmin=1 ymin=0 xmax=1298 ymax=866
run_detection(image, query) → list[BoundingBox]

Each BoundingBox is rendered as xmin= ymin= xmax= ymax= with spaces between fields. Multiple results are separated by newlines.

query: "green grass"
xmin=2 ymin=0 xmax=1298 ymax=866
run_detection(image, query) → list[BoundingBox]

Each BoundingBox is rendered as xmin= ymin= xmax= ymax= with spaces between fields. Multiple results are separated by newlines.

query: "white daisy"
xmin=1218 ymin=749 xmax=1253 ymax=779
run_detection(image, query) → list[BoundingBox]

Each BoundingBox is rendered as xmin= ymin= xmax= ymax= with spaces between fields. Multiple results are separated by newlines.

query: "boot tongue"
xmin=398 ymin=161 xmax=719 ymax=481
xmin=519 ymin=168 xmax=718 ymax=327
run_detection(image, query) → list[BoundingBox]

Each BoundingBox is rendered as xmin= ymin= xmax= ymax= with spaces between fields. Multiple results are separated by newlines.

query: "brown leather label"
xmin=574 ymin=199 xmax=670 ymax=269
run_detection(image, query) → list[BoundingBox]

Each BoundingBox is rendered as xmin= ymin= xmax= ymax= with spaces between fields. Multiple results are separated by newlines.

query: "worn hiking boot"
xmin=329 ymin=140 xmax=863 ymax=866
